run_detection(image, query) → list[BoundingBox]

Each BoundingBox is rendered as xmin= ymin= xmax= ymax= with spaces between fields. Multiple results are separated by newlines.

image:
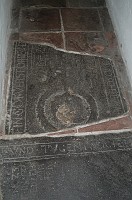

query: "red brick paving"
xmin=19 ymin=32 xmax=64 ymax=48
xmin=78 ymin=116 xmax=132 ymax=133
xmin=65 ymin=31 xmax=108 ymax=55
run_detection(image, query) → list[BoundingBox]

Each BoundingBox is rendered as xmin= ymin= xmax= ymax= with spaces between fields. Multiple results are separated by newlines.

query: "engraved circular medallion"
xmin=36 ymin=91 xmax=91 ymax=130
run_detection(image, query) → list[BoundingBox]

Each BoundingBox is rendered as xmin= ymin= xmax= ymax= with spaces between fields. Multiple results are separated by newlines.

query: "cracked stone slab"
xmin=6 ymin=42 xmax=127 ymax=135
xmin=1 ymin=131 xmax=132 ymax=200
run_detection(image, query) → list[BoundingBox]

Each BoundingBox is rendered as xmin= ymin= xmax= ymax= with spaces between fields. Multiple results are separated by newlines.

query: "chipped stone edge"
xmin=1 ymin=114 xmax=131 ymax=140
xmin=0 ymin=128 xmax=131 ymax=141
xmin=18 ymin=40 xmax=113 ymax=59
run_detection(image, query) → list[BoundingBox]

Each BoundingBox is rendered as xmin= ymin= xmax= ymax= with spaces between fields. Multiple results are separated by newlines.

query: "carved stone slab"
xmin=1 ymin=131 xmax=132 ymax=200
xmin=6 ymin=42 xmax=127 ymax=134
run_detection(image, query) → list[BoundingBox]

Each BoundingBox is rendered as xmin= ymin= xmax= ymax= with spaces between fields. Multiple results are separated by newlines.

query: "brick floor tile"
xmin=65 ymin=31 xmax=107 ymax=55
xmin=19 ymin=32 xmax=64 ymax=48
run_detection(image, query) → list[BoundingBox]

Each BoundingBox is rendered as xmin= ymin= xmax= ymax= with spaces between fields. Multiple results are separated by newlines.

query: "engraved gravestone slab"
xmin=6 ymin=42 xmax=127 ymax=134
xmin=1 ymin=131 xmax=132 ymax=200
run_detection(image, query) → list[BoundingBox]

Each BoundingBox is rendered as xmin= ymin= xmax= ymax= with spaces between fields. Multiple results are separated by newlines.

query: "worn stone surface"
xmin=67 ymin=0 xmax=106 ymax=7
xmin=98 ymin=8 xmax=114 ymax=32
xmin=19 ymin=32 xmax=64 ymax=48
xmin=67 ymin=0 xmax=97 ymax=7
xmin=61 ymin=8 xmax=102 ymax=31
xmin=65 ymin=32 xmax=108 ymax=55
xmin=11 ymin=8 xmax=20 ymax=30
xmin=20 ymin=8 xmax=61 ymax=32
xmin=105 ymin=32 xmax=117 ymax=48
xmin=21 ymin=0 xmax=66 ymax=7
xmin=78 ymin=116 xmax=132 ymax=133
xmin=5 ymin=42 xmax=127 ymax=135
xmin=13 ymin=0 xmax=106 ymax=8
xmin=13 ymin=0 xmax=66 ymax=8
xmin=97 ymin=0 xmax=106 ymax=7
xmin=10 ymin=33 xmax=19 ymax=41
xmin=1 ymin=131 xmax=132 ymax=200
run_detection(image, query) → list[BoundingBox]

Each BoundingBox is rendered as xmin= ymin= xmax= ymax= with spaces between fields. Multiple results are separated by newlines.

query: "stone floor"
xmin=6 ymin=0 xmax=132 ymax=136
xmin=6 ymin=42 xmax=128 ymax=135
